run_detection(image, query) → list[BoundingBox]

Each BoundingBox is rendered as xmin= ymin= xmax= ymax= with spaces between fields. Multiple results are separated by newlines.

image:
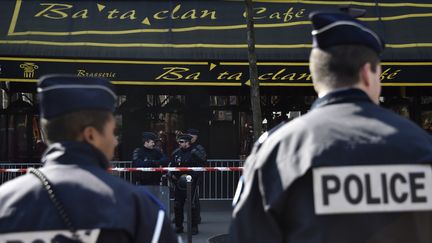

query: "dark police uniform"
xmin=229 ymin=12 xmax=432 ymax=243
xmin=132 ymin=133 xmax=169 ymax=185
xmin=186 ymin=128 xmax=207 ymax=224
xmin=0 ymin=75 xmax=177 ymax=243
xmin=171 ymin=135 xmax=206 ymax=233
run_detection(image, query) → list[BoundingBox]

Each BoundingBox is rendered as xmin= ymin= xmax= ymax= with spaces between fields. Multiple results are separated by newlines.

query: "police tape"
xmin=0 ymin=167 xmax=244 ymax=173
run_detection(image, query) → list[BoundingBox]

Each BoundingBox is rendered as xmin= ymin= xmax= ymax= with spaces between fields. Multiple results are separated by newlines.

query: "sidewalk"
xmin=176 ymin=200 xmax=232 ymax=243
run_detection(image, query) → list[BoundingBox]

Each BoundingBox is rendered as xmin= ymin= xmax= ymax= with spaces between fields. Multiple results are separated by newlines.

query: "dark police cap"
xmin=177 ymin=134 xmax=192 ymax=142
xmin=142 ymin=132 xmax=157 ymax=141
xmin=38 ymin=74 xmax=116 ymax=119
xmin=309 ymin=11 xmax=385 ymax=54
xmin=186 ymin=128 xmax=199 ymax=135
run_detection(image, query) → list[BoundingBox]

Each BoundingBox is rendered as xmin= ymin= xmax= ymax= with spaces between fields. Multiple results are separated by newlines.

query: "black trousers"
xmin=174 ymin=183 xmax=200 ymax=228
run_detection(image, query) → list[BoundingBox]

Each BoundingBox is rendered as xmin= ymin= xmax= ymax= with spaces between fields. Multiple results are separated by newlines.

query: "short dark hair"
xmin=309 ymin=45 xmax=380 ymax=89
xmin=41 ymin=110 xmax=112 ymax=144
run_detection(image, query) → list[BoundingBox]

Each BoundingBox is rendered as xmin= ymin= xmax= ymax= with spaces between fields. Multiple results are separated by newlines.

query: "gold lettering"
xmin=35 ymin=3 xmax=72 ymax=19
xmin=243 ymin=7 xmax=266 ymax=19
xmin=154 ymin=10 xmax=169 ymax=19
xmin=388 ymin=69 xmax=401 ymax=79
xmin=258 ymin=73 xmax=273 ymax=81
xmin=77 ymin=69 xmax=86 ymax=77
xmin=282 ymin=7 xmax=294 ymax=22
xmin=281 ymin=73 xmax=297 ymax=81
xmin=297 ymin=73 xmax=312 ymax=80
xmin=156 ymin=67 xmax=189 ymax=80
xmin=272 ymin=69 xmax=286 ymax=80
xmin=380 ymin=68 xmax=401 ymax=81
xmin=72 ymin=9 xmax=88 ymax=19
xmin=182 ymin=9 xmax=197 ymax=19
xmin=120 ymin=10 xmax=137 ymax=20
xmin=217 ymin=71 xmax=230 ymax=80
xmin=228 ymin=73 xmax=242 ymax=80
xmin=185 ymin=72 xmax=200 ymax=80
xmin=107 ymin=9 xmax=120 ymax=19
xmin=171 ymin=4 xmax=182 ymax=19
xmin=76 ymin=69 xmax=116 ymax=78
xmin=200 ymin=10 xmax=217 ymax=20
xmin=296 ymin=9 xmax=306 ymax=18
xmin=269 ymin=12 xmax=281 ymax=21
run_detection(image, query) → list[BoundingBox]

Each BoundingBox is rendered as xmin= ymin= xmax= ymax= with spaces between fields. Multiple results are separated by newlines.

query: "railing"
xmin=0 ymin=160 xmax=244 ymax=200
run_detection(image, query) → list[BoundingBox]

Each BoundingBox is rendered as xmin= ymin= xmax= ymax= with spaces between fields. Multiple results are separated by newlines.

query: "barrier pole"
xmin=186 ymin=175 xmax=193 ymax=243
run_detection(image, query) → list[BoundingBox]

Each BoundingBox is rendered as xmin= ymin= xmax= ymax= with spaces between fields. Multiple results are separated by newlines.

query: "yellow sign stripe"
xmin=0 ymin=57 xmax=207 ymax=65
xmin=8 ymin=11 xmax=432 ymax=36
xmin=0 ymin=78 xmax=241 ymax=86
xmin=2 ymin=57 xmax=431 ymax=66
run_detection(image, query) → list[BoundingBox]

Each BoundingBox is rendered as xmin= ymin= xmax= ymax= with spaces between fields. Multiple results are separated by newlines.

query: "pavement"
xmin=174 ymin=200 xmax=232 ymax=243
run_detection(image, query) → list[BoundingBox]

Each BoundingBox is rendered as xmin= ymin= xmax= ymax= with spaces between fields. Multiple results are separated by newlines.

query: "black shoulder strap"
xmin=28 ymin=168 xmax=82 ymax=242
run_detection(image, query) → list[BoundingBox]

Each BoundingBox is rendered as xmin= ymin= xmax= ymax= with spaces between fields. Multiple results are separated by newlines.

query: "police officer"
xmin=229 ymin=12 xmax=432 ymax=243
xmin=0 ymin=75 xmax=177 ymax=243
xmin=170 ymin=134 xmax=205 ymax=235
xmin=186 ymin=128 xmax=207 ymax=224
xmin=132 ymin=131 xmax=169 ymax=185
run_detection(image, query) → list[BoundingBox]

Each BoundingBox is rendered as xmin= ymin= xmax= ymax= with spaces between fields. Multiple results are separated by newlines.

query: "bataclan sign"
xmin=0 ymin=0 xmax=431 ymax=86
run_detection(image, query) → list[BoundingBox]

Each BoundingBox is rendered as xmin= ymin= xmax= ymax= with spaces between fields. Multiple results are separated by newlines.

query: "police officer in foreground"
xmin=186 ymin=128 xmax=207 ymax=224
xmin=229 ymin=11 xmax=432 ymax=243
xmin=132 ymin=132 xmax=169 ymax=185
xmin=0 ymin=75 xmax=177 ymax=243
xmin=170 ymin=134 xmax=205 ymax=235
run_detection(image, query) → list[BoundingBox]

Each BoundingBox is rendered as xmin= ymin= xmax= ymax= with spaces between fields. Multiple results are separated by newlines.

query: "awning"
xmin=1 ymin=0 xmax=432 ymax=87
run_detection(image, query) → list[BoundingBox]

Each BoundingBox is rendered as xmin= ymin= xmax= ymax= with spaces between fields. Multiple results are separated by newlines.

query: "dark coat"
xmin=229 ymin=89 xmax=432 ymax=243
xmin=132 ymin=147 xmax=169 ymax=185
xmin=171 ymin=146 xmax=206 ymax=184
xmin=0 ymin=141 xmax=177 ymax=243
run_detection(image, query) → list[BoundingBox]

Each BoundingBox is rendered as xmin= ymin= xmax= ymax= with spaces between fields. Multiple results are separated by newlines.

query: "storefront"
xmin=1 ymin=0 xmax=432 ymax=161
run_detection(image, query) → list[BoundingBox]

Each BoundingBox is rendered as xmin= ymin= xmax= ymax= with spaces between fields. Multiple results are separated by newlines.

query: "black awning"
xmin=0 ymin=0 xmax=432 ymax=86
xmin=1 ymin=57 xmax=431 ymax=87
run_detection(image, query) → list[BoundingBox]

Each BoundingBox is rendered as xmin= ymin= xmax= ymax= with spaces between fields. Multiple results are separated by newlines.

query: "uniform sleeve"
xmin=132 ymin=148 xmax=146 ymax=167
xmin=134 ymin=191 xmax=178 ymax=243
xmin=228 ymin=169 xmax=282 ymax=243
xmin=228 ymin=140 xmax=283 ymax=243
xmin=191 ymin=145 xmax=207 ymax=165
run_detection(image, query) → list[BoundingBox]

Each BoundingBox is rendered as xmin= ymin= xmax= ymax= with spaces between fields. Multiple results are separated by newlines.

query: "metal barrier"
xmin=0 ymin=163 xmax=41 ymax=185
xmin=0 ymin=160 xmax=244 ymax=200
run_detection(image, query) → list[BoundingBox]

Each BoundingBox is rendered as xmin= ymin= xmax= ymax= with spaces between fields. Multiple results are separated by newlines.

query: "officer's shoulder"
xmin=195 ymin=144 xmax=206 ymax=151
xmin=0 ymin=174 xmax=40 ymax=202
xmin=171 ymin=148 xmax=180 ymax=155
xmin=132 ymin=147 xmax=142 ymax=153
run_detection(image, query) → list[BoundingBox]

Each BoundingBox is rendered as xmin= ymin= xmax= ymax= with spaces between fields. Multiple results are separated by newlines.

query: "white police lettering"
xmin=313 ymin=165 xmax=432 ymax=214
xmin=0 ymin=229 xmax=100 ymax=243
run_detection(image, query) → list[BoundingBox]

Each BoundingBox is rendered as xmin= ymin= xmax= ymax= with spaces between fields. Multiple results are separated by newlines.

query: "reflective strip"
xmin=151 ymin=210 xmax=165 ymax=243
xmin=0 ymin=229 xmax=100 ymax=243
xmin=313 ymin=164 xmax=432 ymax=215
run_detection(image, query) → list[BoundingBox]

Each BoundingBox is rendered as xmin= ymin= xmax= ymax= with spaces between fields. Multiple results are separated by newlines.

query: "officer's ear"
xmin=81 ymin=126 xmax=101 ymax=145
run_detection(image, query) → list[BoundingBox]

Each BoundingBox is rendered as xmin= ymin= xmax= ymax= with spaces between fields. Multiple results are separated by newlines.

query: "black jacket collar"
xmin=311 ymin=88 xmax=373 ymax=110
xmin=42 ymin=141 xmax=109 ymax=169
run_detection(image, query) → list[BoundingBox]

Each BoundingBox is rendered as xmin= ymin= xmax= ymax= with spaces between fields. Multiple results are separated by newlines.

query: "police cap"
xmin=177 ymin=134 xmax=192 ymax=142
xmin=142 ymin=132 xmax=158 ymax=141
xmin=309 ymin=11 xmax=385 ymax=54
xmin=38 ymin=74 xmax=116 ymax=119
xmin=186 ymin=128 xmax=199 ymax=136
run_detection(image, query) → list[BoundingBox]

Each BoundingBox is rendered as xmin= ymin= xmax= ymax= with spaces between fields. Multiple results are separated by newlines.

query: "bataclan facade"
xmin=0 ymin=0 xmax=431 ymax=162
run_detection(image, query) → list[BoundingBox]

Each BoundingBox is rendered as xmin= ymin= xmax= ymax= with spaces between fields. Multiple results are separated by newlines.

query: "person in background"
xmin=132 ymin=131 xmax=169 ymax=186
xmin=185 ymin=128 xmax=207 ymax=224
xmin=229 ymin=11 xmax=432 ymax=243
xmin=170 ymin=134 xmax=205 ymax=235
xmin=0 ymin=75 xmax=177 ymax=242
